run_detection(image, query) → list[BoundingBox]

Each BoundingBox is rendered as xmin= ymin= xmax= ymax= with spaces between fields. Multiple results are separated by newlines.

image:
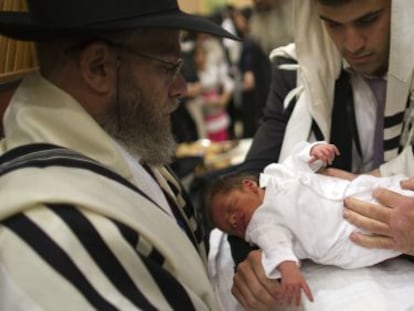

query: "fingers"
xmin=282 ymin=284 xmax=300 ymax=307
xmin=343 ymin=204 xmax=391 ymax=236
xmin=308 ymin=156 xmax=317 ymax=164
xmin=232 ymin=266 xmax=272 ymax=310
xmin=311 ymin=144 xmax=340 ymax=165
xmin=302 ymin=281 xmax=314 ymax=303
xmin=232 ymin=276 xmax=282 ymax=310
xmin=400 ymin=177 xmax=414 ymax=191
xmin=349 ymin=231 xmax=395 ymax=249
xmin=282 ymin=282 xmax=313 ymax=307
xmin=373 ymin=187 xmax=414 ymax=211
xmin=232 ymin=251 xmax=283 ymax=310
xmin=232 ymin=281 xmax=264 ymax=311
xmin=344 ymin=196 xmax=391 ymax=223
xmin=345 ymin=188 xmax=414 ymax=254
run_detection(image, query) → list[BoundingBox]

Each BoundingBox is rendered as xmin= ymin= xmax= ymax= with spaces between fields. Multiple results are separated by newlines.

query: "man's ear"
xmin=78 ymin=42 xmax=118 ymax=94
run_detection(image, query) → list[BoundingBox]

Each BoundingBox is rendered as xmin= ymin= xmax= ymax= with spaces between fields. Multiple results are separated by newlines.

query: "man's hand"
xmin=344 ymin=177 xmax=414 ymax=255
xmin=232 ymin=250 xmax=286 ymax=311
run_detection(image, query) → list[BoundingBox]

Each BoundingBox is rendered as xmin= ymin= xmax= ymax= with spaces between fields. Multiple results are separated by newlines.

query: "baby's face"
xmin=210 ymin=181 xmax=263 ymax=239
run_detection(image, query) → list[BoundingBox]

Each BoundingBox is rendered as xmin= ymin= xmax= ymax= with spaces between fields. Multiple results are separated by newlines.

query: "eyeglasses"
xmin=105 ymin=41 xmax=183 ymax=82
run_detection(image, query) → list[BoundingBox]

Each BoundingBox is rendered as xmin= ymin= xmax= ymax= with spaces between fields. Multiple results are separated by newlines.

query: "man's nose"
xmin=344 ymin=27 xmax=365 ymax=54
xmin=169 ymin=73 xmax=187 ymax=98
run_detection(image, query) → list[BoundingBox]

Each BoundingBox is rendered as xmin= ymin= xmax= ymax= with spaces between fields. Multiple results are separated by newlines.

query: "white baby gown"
xmin=245 ymin=141 xmax=410 ymax=279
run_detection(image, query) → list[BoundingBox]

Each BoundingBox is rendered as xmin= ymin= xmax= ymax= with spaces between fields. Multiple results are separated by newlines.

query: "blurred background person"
xmin=172 ymin=31 xmax=204 ymax=143
xmin=233 ymin=6 xmax=272 ymax=138
xmin=250 ymin=0 xmax=293 ymax=56
xmin=193 ymin=35 xmax=235 ymax=142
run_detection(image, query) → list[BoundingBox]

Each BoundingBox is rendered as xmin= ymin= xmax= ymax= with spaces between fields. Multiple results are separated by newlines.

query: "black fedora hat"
xmin=0 ymin=0 xmax=239 ymax=41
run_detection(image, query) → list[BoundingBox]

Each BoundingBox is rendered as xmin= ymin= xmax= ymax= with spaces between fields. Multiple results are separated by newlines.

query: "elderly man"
xmin=0 ymin=1 xmax=238 ymax=310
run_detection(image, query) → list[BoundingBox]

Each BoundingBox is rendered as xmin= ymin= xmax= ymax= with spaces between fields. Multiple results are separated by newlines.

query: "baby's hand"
xmin=309 ymin=143 xmax=340 ymax=165
xmin=278 ymin=261 xmax=314 ymax=306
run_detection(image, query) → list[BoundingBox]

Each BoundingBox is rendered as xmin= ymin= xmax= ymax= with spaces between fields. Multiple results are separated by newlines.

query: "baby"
xmin=207 ymin=141 xmax=410 ymax=306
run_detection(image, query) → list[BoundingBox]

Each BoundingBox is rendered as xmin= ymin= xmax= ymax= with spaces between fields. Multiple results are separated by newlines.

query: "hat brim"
xmin=0 ymin=10 xmax=240 ymax=41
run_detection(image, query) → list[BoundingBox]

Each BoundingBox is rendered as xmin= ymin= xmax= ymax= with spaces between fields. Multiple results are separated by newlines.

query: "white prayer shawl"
xmin=246 ymin=142 xmax=405 ymax=279
xmin=0 ymin=73 xmax=218 ymax=310
xmin=278 ymin=0 xmax=414 ymax=176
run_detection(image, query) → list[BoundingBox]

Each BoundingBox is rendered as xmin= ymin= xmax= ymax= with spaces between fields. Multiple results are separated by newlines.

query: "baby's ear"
xmin=242 ymin=179 xmax=258 ymax=191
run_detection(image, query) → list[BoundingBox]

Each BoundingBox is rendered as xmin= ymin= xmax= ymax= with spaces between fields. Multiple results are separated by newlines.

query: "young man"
xmin=0 ymin=1 xmax=238 ymax=310
xmin=225 ymin=0 xmax=414 ymax=309
xmin=244 ymin=0 xmax=414 ymax=175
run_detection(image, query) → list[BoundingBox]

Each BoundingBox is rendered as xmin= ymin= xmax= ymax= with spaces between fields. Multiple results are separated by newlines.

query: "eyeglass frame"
xmin=103 ymin=40 xmax=184 ymax=82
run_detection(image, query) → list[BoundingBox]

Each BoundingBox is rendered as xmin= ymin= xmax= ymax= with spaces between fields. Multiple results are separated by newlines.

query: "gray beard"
xmin=97 ymin=85 xmax=176 ymax=167
xmin=109 ymin=121 xmax=176 ymax=167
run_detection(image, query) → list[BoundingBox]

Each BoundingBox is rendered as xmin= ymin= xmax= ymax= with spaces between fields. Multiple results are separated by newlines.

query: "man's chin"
xmin=101 ymin=118 xmax=176 ymax=166
xmin=130 ymin=134 xmax=177 ymax=166
xmin=349 ymin=61 xmax=387 ymax=78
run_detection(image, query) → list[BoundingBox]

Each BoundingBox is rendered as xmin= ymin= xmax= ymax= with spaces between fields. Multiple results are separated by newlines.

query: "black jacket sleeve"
xmin=239 ymin=56 xmax=298 ymax=174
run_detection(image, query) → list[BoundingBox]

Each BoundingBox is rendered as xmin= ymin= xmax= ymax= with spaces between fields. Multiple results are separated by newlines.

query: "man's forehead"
xmin=317 ymin=0 xmax=389 ymax=23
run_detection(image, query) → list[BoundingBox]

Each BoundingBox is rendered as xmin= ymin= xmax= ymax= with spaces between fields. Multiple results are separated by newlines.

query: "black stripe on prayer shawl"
xmin=164 ymin=167 xmax=204 ymax=243
xmin=162 ymin=191 xmax=199 ymax=248
xmin=164 ymin=176 xmax=194 ymax=220
xmin=383 ymin=110 xmax=405 ymax=152
xmin=48 ymin=204 xmax=158 ymax=311
xmin=0 ymin=143 xmax=161 ymax=211
xmin=111 ymin=214 xmax=197 ymax=310
xmin=1 ymin=213 xmax=118 ymax=310
xmin=112 ymin=220 xmax=166 ymax=266
xmin=0 ymin=143 xmax=57 ymax=163
xmin=113 ymin=221 xmax=139 ymax=250
xmin=162 ymin=166 xmax=196 ymax=223
xmin=141 ymin=164 xmax=199 ymax=249
xmin=384 ymin=111 xmax=405 ymax=128
xmin=384 ymin=136 xmax=401 ymax=150
xmin=179 ymin=189 xmax=204 ymax=243
xmin=162 ymin=167 xmax=205 ymax=246
xmin=139 ymin=250 xmax=197 ymax=311
xmin=51 ymin=204 xmax=196 ymax=310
